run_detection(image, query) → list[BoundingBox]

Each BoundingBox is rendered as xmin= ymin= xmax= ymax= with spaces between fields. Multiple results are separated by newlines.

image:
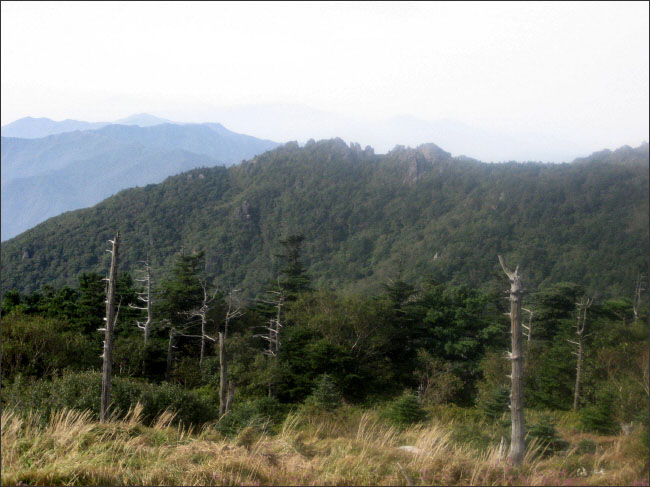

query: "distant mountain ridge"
xmin=0 ymin=113 xmax=174 ymax=139
xmin=1 ymin=139 xmax=647 ymax=298
xmin=164 ymin=104 xmax=604 ymax=162
xmin=0 ymin=117 xmax=110 ymax=139
xmin=113 ymin=113 xmax=172 ymax=126
xmin=1 ymin=120 xmax=279 ymax=239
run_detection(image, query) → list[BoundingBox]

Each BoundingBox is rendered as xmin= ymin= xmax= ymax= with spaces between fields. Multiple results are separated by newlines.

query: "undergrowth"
xmin=1 ymin=404 xmax=648 ymax=486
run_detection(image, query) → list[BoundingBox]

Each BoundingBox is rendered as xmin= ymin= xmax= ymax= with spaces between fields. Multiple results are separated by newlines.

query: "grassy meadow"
xmin=2 ymin=404 xmax=648 ymax=486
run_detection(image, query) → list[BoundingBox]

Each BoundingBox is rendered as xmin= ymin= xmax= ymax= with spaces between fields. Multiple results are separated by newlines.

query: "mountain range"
xmin=156 ymin=104 xmax=601 ymax=162
xmin=2 ymin=139 xmax=647 ymax=298
xmin=0 ymin=113 xmax=171 ymax=139
xmin=1 ymin=118 xmax=279 ymax=239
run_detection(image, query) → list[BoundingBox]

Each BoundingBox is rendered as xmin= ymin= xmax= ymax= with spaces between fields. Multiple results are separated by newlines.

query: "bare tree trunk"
xmin=200 ymin=312 xmax=207 ymax=366
xmin=185 ymin=282 xmax=218 ymax=369
xmin=633 ymin=274 xmax=646 ymax=325
xmin=198 ymin=285 xmax=209 ymax=367
xmin=274 ymin=294 xmax=283 ymax=354
xmin=225 ymin=381 xmax=235 ymax=413
xmin=143 ymin=266 xmax=152 ymax=344
xmin=498 ymin=255 xmax=526 ymax=465
xmin=218 ymin=290 xmax=243 ymax=415
xmin=571 ymin=297 xmax=592 ymax=411
xmin=131 ymin=262 xmax=153 ymax=375
xmin=166 ymin=327 xmax=175 ymax=381
xmin=219 ymin=331 xmax=227 ymax=416
xmin=256 ymin=288 xmax=284 ymax=357
xmin=100 ymin=232 xmax=120 ymax=423
xmin=573 ymin=337 xmax=584 ymax=411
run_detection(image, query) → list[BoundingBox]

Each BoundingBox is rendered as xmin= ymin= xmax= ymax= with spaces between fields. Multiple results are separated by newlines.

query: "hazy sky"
xmin=2 ymin=1 xmax=648 ymax=153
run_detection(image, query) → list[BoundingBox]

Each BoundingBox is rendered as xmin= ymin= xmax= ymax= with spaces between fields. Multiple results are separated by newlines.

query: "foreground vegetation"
xmin=2 ymin=404 xmax=648 ymax=486
xmin=2 ymin=236 xmax=647 ymax=485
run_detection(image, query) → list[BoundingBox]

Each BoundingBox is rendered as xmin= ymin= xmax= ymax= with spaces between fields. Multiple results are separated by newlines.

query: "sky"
xmin=1 ymin=1 xmax=648 ymax=159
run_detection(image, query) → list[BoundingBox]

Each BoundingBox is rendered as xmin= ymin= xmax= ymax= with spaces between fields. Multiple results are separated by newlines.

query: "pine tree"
xmin=387 ymin=392 xmax=427 ymax=427
xmin=277 ymin=235 xmax=311 ymax=299
xmin=308 ymin=373 xmax=342 ymax=411
xmin=159 ymin=250 xmax=205 ymax=326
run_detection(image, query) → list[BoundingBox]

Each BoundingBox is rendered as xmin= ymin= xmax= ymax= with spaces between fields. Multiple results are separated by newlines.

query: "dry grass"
xmin=1 ymin=405 xmax=647 ymax=486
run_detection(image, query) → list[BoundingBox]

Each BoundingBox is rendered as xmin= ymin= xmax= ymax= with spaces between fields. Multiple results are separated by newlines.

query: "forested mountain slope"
xmin=1 ymin=122 xmax=279 ymax=239
xmin=1 ymin=139 xmax=647 ymax=296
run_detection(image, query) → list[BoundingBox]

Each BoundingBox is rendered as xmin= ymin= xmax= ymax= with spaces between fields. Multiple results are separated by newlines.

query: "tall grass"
xmin=1 ymin=405 xmax=647 ymax=486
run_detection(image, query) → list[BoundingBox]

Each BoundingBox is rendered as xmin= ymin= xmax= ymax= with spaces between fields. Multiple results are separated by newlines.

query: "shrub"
xmin=527 ymin=415 xmax=569 ymax=456
xmin=385 ymin=392 xmax=427 ymax=427
xmin=215 ymin=397 xmax=288 ymax=437
xmin=112 ymin=336 xmax=145 ymax=377
xmin=2 ymin=370 xmax=217 ymax=426
xmin=450 ymin=423 xmax=494 ymax=450
xmin=480 ymin=386 xmax=510 ymax=422
xmin=415 ymin=350 xmax=463 ymax=405
xmin=579 ymin=387 xmax=618 ymax=435
xmin=306 ymin=373 xmax=342 ymax=411
xmin=576 ymin=439 xmax=597 ymax=454
xmin=1 ymin=311 xmax=96 ymax=380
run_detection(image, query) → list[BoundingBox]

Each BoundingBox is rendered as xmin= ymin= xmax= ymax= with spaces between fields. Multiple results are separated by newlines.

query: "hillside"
xmin=1 ymin=123 xmax=279 ymax=239
xmin=1 ymin=140 xmax=648 ymax=296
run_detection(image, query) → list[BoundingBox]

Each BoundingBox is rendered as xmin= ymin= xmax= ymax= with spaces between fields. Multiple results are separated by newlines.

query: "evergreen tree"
xmin=1 ymin=290 xmax=21 ymax=315
xmin=277 ymin=235 xmax=311 ymax=299
xmin=386 ymin=392 xmax=427 ymax=427
xmin=307 ymin=373 xmax=342 ymax=411
xmin=77 ymin=272 xmax=105 ymax=334
xmin=480 ymin=386 xmax=510 ymax=422
xmin=158 ymin=250 xmax=205 ymax=326
xmin=528 ymin=415 xmax=569 ymax=456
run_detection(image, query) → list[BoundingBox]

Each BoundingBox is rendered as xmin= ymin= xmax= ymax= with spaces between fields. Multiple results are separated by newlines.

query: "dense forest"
xmin=3 ymin=233 xmax=648 ymax=414
xmin=1 ymin=140 xmax=648 ymax=298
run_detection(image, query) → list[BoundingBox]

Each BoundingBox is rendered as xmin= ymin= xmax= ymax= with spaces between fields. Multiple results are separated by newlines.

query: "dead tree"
xmin=185 ymin=281 xmax=219 ymax=367
xmin=633 ymin=273 xmax=647 ymax=325
xmin=498 ymin=255 xmax=526 ymax=465
xmin=166 ymin=326 xmax=176 ymax=381
xmin=219 ymin=289 xmax=243 ymax=416
xmin=255 ymin=288 xmax=285 ymax=357
xmin=130 ymin=260 xmax=153 ymax=344
xmin=128 ymin=260 xmax=154 ymax=374
xmin=100 ymin=232 xmax=120 ymax=423
xmin=569 ymin=297 xmax=593 ymax=411
xmin=254 ymin=287 xmax=285 ymax=397
xmin=225 ymin=381 xmax=235 ymax=413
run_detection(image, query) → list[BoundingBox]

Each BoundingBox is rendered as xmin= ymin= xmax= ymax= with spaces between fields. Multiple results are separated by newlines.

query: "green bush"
xmin=450 ymin=423 xmax=495 ymax=450
xmin=385 ymin=392 xmax=427 ymax=427
xmin=2 ymin=370 xmax=217 ymax=426
xmin=306 ymin=373 xmax=342 ymax=411
xmin=480 ymin=386 xmax=510 ymax=423
xmin=428 ymin=403 xmax=485 ymax=425
xmin=0 ymin=311 xmax=97 ymax=380
xmin=576 ymin=439 xmax=597 ymax=454
xmin=527 ymin=415 xmax=569 ymax=456
xmin=215 ymin=397 xmax=288 ymax=437
xmin=579 ymin=387 xmax=618 ymax=435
